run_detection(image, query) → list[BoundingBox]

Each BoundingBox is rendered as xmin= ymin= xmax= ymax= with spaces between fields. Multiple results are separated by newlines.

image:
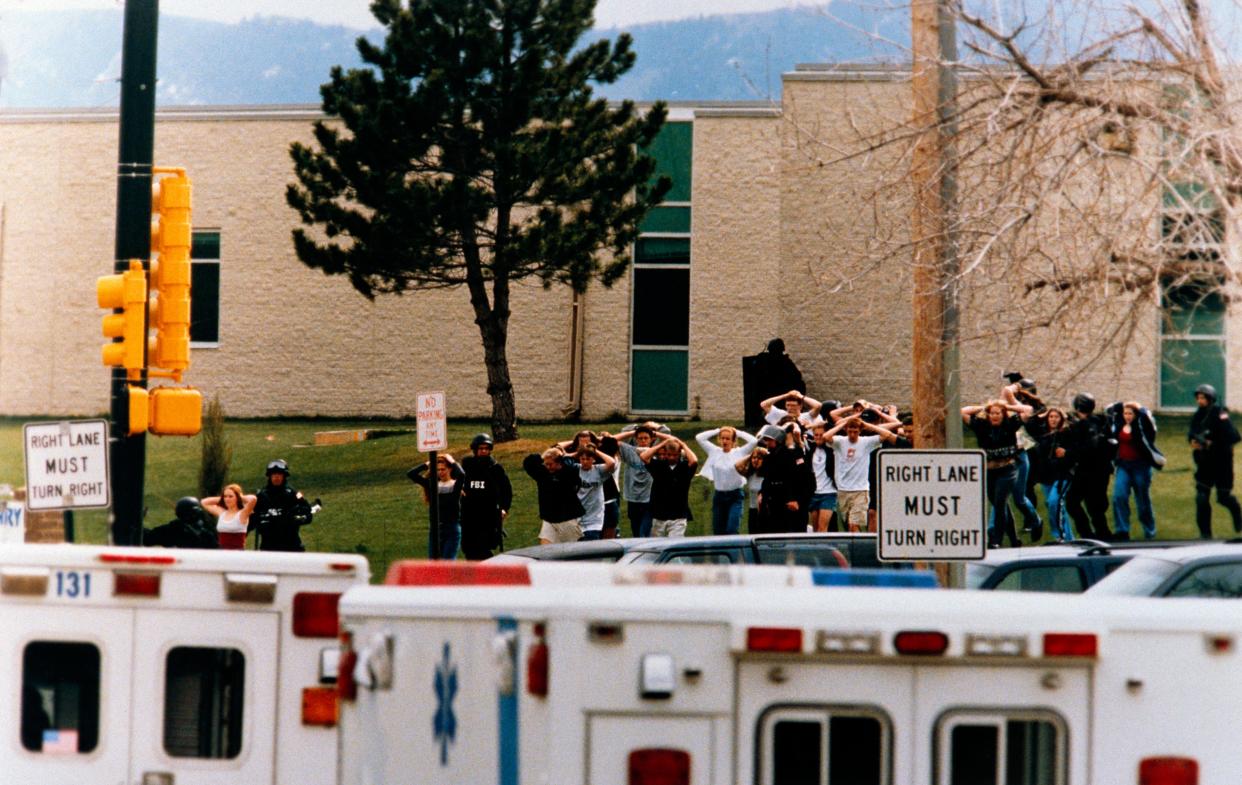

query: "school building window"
xmin=631 ymin=120 xmax=692 ymax=413
xmin=759 ymin=705 xmax=889 ymax=784
xmin=937 ymin=710 xmax=1064 ymax=785
xmin=191 ymin=230 xmax=221 ymax=346
xmin=21 ymin=641 xmax=101 ymax=754
xmin=163 ymin=646 xmax=246 ymax=759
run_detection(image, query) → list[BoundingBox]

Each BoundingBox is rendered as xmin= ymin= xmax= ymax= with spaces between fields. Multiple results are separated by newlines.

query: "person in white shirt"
xmin=573 ymin=445 xmax=616 ymax=541
xmin=807 ymin=421 xmax=838 ymax=532
xmin=824 ymin=415 xmax=895 ymax=532
xmin=695 ymin=426 xmax=758 ymax=535
xmin=760 ymin=389 xmax=825 ymax=430
xmin=201 ymin=483 xmax=258 ymax=549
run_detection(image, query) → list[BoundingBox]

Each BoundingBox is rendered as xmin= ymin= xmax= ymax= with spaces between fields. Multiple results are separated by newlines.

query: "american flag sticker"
xmin=42 ymin=729 xmax=78 ymax=754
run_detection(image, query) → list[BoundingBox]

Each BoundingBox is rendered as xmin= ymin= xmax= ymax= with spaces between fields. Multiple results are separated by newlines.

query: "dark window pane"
xmin=640 ymin=207 xmax=692 ymax=235
xmin=993 ymin=565 xmax=1086 ymax=593
xmin=22 ymin=641 xmax=100 ymax=753
xmin=949 ymin=724 xmax=998 ymax=785
xmin=164 ymin=646 xmax=246 ymax=759
xmin=773 ymin=719 xmax=822 ymax=785
xmin=643 ymin=121 xmax=693 ymax=203
xmin=633 ymin=268 xmax=689 ymax=346
xmin=191 ymin=262 xmax=220 ymax=343
xmin=636 ymin=237 xmax=691 ymax=265
xmin=829 ymin=715 xmax=882 ymax=785
xmin=1005 ymin=720 xmax=1058 ymax=785
xmin=1168 ymin=563 xmax=1242 ymax=597
xmin=662 ymin=550 xmax=740 ymax=565
xmin=191 ymin=231 xmax=221 ymax=260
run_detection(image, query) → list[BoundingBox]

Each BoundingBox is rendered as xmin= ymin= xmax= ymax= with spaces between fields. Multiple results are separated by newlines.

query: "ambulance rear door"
xmin=128 ymin=608 xmax=279 ymax=785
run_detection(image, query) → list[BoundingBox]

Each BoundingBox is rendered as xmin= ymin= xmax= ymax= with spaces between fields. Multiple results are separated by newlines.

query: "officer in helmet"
xmin=458 ymin=433 xmax=512 ymax=559
xmin=250 ymin=459 xmax=314 ymax=551
xmin=1064 ymin=392 xmax=1115 ymax=541
xmin=144 ymin=496 xmax=219 ymax=549
xmin=1189 ymin=383 xmax=1242 ymax=537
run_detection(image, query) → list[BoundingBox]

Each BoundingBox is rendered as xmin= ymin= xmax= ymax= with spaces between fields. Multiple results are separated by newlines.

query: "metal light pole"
xmin=109 ymin=0 xmax=159 ymax=544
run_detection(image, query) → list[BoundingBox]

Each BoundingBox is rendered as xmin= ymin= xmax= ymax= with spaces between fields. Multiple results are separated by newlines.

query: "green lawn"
xmin=0 ymin=414 xmax=1214 ymax=582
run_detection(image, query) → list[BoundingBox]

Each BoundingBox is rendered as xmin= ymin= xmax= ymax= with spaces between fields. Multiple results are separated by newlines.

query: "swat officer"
xmin=144 ymin=496 xmax=219 ymax=549
xmin=1064 ymin=392 xmax=1115 ymax=541
xmin=251 ymin=459 xmax=314 ymax=551
xmin=1189 ymin=383 xmax=1242 ymax=538
xmin=458 ymin=433 xmax=513 ymax=560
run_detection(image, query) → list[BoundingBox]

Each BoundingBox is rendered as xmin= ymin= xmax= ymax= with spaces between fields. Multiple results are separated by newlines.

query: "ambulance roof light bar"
xmin=811 ymin=568 xmax=939 ymax=588
xmin=384 ymin=560 xmax=532 ymax=586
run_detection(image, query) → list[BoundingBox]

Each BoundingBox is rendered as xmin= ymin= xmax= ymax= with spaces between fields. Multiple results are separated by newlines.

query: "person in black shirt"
xmin=1189 ymin=383 xmax=1242 ymax=537
xmin=1031 ymin=407 xmax=1076 ymax=542
xmin=408 ymin=453 xmax=465 ymax=559
xmin=458 ymin=434 xmax=513 ymax=559
xmin=1064 ymin=393 xmax=1115 ymax=542
xmin=250 ymin=460 xmax=315 ymax=552
xmin=523 ymin=448 xmax=584 ymax=544
xmin=962 ymin=399 xmax=1041 ymax=548
xmin=640 ymin=435 xmax=698 ymax=537
xmin=754 ymin=423 xmax=816 ymax=534
xmin=144 ymin=496 xmax=219 ymax=549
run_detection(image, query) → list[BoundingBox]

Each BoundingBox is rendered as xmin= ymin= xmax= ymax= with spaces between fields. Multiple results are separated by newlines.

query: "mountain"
xmin=0 ymin=6 xmax=907 ymax=108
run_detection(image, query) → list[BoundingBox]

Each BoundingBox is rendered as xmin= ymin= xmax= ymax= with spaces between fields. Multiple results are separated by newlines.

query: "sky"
xmin=3 ymin=0 xmax=818 ymax=30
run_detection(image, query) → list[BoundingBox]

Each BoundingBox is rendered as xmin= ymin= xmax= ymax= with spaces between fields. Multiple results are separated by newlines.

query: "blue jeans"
xmin=429 ymin=520 xmax=461 ymax=560
xmin=1113 ymin=460 xmax=1156 ymax=538
xmin=991 ymin=451 xmax=1036 ymax=534
xmin=987 ymin=463 xmax=1040 ymax=545
xmin=627 ymin=500 xmax=653 ymax=538
xmin=1041 ymin=479 xmax=1072 ymax=540
xmin=712 ymin=489 xmax=745 ymax=535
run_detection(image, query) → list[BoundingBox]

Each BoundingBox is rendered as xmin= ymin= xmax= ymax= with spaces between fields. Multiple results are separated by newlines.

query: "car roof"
xmin=1123 ymin=540 xmax=1242 ymax=565
xmin=974 ymin=539 xmax=1196 ymax=566
xmin=625 ymin=532 xmax=875 ymax=553
xmin=490 ymin=539 xmax=654 ymax=562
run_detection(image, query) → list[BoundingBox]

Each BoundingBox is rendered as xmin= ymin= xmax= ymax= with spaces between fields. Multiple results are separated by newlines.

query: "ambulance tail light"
xmin=1139 ymin=757 xmax=1198 ymax=785
xmin=384 ymin=560 xmax=531 ymax=586
xmin=527 ymin=623 xmax=549 ymax=697
xmin=746 ymin=627 xmax=803 ymax=653
xmin=1043 ymin=632 xmax=1098 ymax=658
xmin=114 ymin=572 xmax=161 ymax=597
xmin=301 ymin=686 xmax=338 ymax=727
xmin=293 ymin=592 xmax=341 ymax=638
xmin=628 ymin=748 xmax=691 ymax=785
xmin=338 ymin=632 xmax=358 ymax=703
xmin=894 ymin=630 xmax=949 ymax=656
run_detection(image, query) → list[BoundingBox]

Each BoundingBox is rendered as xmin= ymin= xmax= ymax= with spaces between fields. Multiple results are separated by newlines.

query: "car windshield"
xmin=964 ymin=563 xmax=996 ymax=589
xmin=1087 ymin=557 xmax=1181 ymax=596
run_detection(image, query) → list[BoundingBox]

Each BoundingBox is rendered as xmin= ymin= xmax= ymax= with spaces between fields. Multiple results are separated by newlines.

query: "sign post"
xmin=416 ymin=392 xmax=448 ymax=559
xmin=23 ymin=420 xmax=112 ymax=512
xmin=877 ymin=449 xmax=986 ymax=562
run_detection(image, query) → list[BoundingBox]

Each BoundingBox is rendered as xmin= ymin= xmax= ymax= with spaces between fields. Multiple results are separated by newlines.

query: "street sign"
xmin=23 ymin=419 xmax=111 ymax=511
xmin=877 ymin=449 xmax=986 ymax=561
xmin=416 ymin=391 xmax=448 ymax=452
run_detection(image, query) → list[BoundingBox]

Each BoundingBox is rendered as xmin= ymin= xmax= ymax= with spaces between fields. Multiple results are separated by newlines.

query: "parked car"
xmin=492 ymin=533 xmax=884 ymax=569
xmin=965 ymin=539 xmax=1189 ymax=593
xmin=1086 ymin=541 xmax=1242 ymax=598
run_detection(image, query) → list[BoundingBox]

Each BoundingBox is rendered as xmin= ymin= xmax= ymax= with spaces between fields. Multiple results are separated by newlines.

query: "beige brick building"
xmin=0 ymin=66 xmax=1234 ymax=423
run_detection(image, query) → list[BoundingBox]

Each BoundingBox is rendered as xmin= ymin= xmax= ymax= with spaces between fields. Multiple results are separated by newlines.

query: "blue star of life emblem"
xmin=433 ymin=641 xmax=458 ymax=766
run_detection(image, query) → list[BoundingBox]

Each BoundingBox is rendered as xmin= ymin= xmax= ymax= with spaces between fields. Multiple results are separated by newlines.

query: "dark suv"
xmin=615 ymin=533 xmax=883 ymax=569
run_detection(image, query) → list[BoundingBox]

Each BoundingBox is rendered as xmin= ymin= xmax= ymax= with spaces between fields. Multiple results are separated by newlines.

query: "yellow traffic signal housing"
xmin=127 ymin=385 xmax=149 ymax=436
xmin=98 ymin=260 xmax=148 ymax=372
xmin=148 ymin=386 xmax=202 ymax=436
xmin=150 ymin=168 xmax=192 ymax=381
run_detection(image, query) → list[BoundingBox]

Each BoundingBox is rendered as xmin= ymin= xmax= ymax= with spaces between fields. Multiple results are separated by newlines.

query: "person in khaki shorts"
xmin=523 ymin=447 xmax=585 ymax=544
xmin=824 ymin=414 xmax=894 ymax=532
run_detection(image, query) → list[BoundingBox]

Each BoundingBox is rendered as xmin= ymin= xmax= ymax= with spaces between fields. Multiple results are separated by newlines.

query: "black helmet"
xmin=174 ymin=496 xmax=202 ymax=523
xmin=1072 ymin=392 xmax=1096 ymax=414
xmin=1196 ymin=384 xmax=1218 ymax=403
xmin=266 ymin=459 xmax=290 ymax=477
xmin=1018 ymin=378 xmax=1037 ymax=392
xmin=470 ymin=433 xmax=494 ymax=452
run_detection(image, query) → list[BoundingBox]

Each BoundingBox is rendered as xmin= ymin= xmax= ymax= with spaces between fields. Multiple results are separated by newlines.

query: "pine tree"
xmin=287 ymin=0 xmax=670 ymax=440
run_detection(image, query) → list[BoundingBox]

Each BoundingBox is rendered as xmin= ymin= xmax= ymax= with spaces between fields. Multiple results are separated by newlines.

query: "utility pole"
xmin=910 ymin=0 xmax=962 ymax=450
xmin=110 ymin=0 xmax=159 ymax=545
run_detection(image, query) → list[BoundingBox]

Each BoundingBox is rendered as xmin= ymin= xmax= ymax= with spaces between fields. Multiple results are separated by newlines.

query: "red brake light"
xmin=894 ymin=631 xmax=949 ymax=656
xmin=1139 ymin=757 xmax=1198 ymax=785
xmin=629 ymin=748 xmax=691 ymax=785
xmin=100 ymin=553 xmax=176 ymax=565
xmin=527 ymin=623 xmax=549 ymax=697
xmin=293 ymin=592 xmax=341 ymax=638
xmin=1043 ymin=632 xmax=1098 ymax=658
xmin=114 ymin=572 xmax=161 ymax=597
xmin=301 ymin=686 xmax=338 ymax=727
xmin=337 ymin=632 xmax=357 ymax=702
xmin=746 ymin=627 xmax=803 ymax=653
xmin=384 ymin=560 xmax=531 ymax=586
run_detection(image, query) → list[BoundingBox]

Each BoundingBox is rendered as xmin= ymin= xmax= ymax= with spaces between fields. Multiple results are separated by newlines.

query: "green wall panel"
xmin=631 ymin=350 xmax=689 ymax=412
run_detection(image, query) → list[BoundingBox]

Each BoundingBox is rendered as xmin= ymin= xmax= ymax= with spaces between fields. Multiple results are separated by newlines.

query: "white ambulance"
xmin=337 ymin=560 xmax=1228 ymax=785
xmin=0 ymin=543 xmax=367 ymax=785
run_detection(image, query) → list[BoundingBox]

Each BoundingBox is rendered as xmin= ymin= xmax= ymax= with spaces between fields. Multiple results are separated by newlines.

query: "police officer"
xmin=1064 ymin=392 xmax=1114 ymax=541
xmin=251 ymin=459 xmax=314 ymax=552
xmin=458 ymin=434 xmax=513 ymax=560
xmin=755 ymin=423 xmax=815 ymax=534
xmin=1189 ymin=383 xmax=1242 ymax=538
xmin=144 ymin=496 xmax=219 ymax=549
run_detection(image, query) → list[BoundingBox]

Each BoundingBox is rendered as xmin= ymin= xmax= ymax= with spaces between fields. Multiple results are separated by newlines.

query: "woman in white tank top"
xmin=201 ymin=483 xmax=258 ymax=549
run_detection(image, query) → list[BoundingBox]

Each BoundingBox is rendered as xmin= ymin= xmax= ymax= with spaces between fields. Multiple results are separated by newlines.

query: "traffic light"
xmin=127 ymin=386 xmax=149 ymax=436
xmin=98 ymin=260 xmax=148 ymax=374
xmin=150 ymin=168 xmax=192 ymax=381
xmin=148 ymin=386 xmax=202 ymax=436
